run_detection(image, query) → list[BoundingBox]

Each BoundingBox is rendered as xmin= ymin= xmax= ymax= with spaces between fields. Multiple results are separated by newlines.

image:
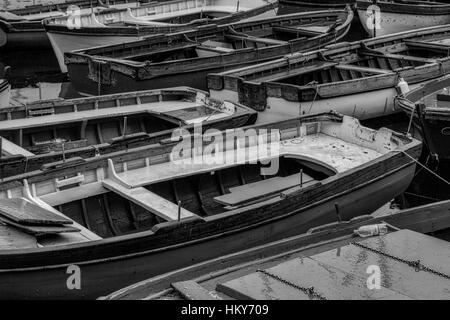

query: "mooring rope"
xmin=399 ymin=150 xmax=450 ymax=187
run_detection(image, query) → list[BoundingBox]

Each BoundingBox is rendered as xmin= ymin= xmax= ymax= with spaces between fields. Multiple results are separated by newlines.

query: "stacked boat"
xmin=0 ymin=0 xmax=152 ymax=48
xmin=4 ymin=0 xmax=450 ymax=301
xmin=44 ymin=0 xmax=280 ymax=72
xmin=208 ymin=25 xmax=450 ymax=122
xmin=63 ymin=8 xmax=354 ymax=93
xmin=0 ymin=112 xmax=421 ymax=298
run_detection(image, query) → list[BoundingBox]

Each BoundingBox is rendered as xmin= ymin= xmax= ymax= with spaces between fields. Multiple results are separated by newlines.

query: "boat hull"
xmin=67 ymin=60 xmax=275 ymax=95
xmin=0 ymin=22 xmax=50 ymax=49
xmin=48 ymin=31 xmax=141 ymax=73
xmin=0 ymin=162 xmax=418 ymax=299
xmin=357 ymin=7 xmax=450 ymax=37
xmin=210 ymin=83 xmax=422 ymax=123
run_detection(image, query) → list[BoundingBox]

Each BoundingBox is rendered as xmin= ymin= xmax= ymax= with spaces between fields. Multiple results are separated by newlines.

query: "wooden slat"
xmin=0 ymin=224 xmax=38 ymax=250
xmin=0 ymin=215 xmax=80 ymax=236
xmin=102 ymin=179 xmax=195 ymax=222
xmin=336 ymin=64 xmax=392 ymax=75
xmin=225 ymin=34 xmax=288 ymax=46
xmin=214 ymin=173 xmax=316 ymax=207
xmin=360 ymin=51 xmax=438 ymax=64
xmin=0 ymin=198 xmax=73 ymax=225
xmin=0 ymin=137 xmax=34 ymax=157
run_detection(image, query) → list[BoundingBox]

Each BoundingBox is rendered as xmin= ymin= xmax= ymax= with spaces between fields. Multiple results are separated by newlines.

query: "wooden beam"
xmin=102 ymin=179 xmax=195 ymax=222
xmin=336 ymin=64 xmax=392 ymax=75
xmin=225 ymin=34 xmax=288 ymax=46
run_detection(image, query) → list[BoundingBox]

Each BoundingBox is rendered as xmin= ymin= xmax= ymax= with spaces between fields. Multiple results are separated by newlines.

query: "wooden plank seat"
xmin=405 ymin=40 xmax=450 ymax=53
xmin=118 ymin=43 xmax=199 ymax=61
xmin=0 ymin=198 xmax=73 ymax=225
xmin=255 ymin=61 xmax=338 ymax=83
xmin=359 ymin=51 xmax=438 ymax=64
xmin=225 ymin=34 xmax=288 ymax=46
xmin=336 ymin=64 xmax=392 ymax=75
xmin=102 ymin=179 xmax=195 ymax=222
xmin=214 ymin=172 xmax=317 ymax=207
xmin=272 ymin=25 xmax=327 ymax=37
xmin=0 ymin=215 xmax=80 ymax=236
xmin=0 ymin=137 xmax=34 ymax=157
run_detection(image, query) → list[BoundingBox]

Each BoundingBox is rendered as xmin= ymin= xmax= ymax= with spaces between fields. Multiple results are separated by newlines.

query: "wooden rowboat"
xmin=396 ymin=75 xmax=450 ymax=161
xmin=208 ymin=25 xmax=450 ymax=123
xmin=0 ymin=0 xmax=151 ymax=49
xmin=102 ymin=200 xmax=450 ymax=300
xmin=279 ymin=0 xmax=354 ymax=14
xmin=357 ymin=0 xmax=450 ymax=38
xmin=0 ymin=87 xmax=257 ymax=178
xmin=0 ymin=112 xmax=420 ymax=299
xmin=64 ymin=8 xmax=354 ymax=95
xmin=44 ymin=0 xmax=279 ymax=73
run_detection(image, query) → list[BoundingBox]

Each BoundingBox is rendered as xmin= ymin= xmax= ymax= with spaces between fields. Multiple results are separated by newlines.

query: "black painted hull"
xmin=0 ymin=162 xmax=417 ymax=299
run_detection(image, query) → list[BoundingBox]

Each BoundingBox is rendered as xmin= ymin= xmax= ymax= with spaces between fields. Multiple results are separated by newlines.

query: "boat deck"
xmin=112 ymin=133 xmax=381 ymax=189
xmin=169 ymin=230 xmax=450 ymax=300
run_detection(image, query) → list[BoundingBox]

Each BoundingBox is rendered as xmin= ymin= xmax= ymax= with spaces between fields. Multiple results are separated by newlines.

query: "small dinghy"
xmin=396 ymin=75 xmax=450 ymax=161
xmin=0 ymin=112 xmax=420 ymax=299
xmin=44 ymin=0 xmax=279 ymax=72
xmin=208 ymin=25 xmax=450 ymax=123
xmin=0 ymin=0 xmax=150 ymax=49
xmin=102 ymin=200 xmax=450 ymax=300
xmin=0 ymin=87 xmax=257 ymax=178
xmin=64 ymin=8 xmax=354 ymax=95
xmin=357 ymin=0 xmax=450 ymax=37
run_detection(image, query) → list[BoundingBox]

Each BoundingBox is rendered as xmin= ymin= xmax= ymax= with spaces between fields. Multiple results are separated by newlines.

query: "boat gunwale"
xmin=42 ymin=0 xmax=280 ymax=34
xmin=0 ymin=152 xmax=420 ymax=271
xmin=0 ymin=113 xmax=421 ymax=265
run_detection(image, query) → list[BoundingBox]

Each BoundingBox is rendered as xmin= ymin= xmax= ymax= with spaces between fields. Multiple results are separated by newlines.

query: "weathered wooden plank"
xmin=102 ymin=179 xmax=195 ymax=221
xmin=216 ymin=173 xmax=315 ymax=206
xmin=0 ymin=224 xmax=38 ymax=250
xmin=0 ymin=215 xmax=80 ymax=236
xmin=172 ymin=281 xmax=223 ymax=300
xmin=0 ymin=198 xmax=73 ymax=225
xmin=336 ymin=64 xmax=392 ymax=75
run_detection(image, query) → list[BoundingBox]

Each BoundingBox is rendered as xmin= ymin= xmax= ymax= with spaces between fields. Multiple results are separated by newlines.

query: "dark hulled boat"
xmin=0 ymin=112 xmax=420 ymax=299
xmin=0 ymin=0 xmax=152 ymax=49
xmin=102 ymin=200 xmax=450 ymax=300
xmin=64 ymin=8 xmax=354 ymax=95
xmin=396 ymin=75 xmax=450 ymax=161
xmin=208 ymin=25 xmax=450 ymax=123
xmin=44 ymin=0 xmax=280 ymax=72
xmin=0 ymin=87 xmax=257 ymax=178
xmin=357 ymin=0 xmax=450 ymax=37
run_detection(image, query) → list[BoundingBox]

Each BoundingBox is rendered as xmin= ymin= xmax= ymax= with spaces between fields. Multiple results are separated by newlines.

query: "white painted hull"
xmin=357 ymin=9 xmax=450 ymax=37
xmin=47 ymin=32 xmax=140 ymax=73
xmin=210 ymin=83 xmax=421 ymax=124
